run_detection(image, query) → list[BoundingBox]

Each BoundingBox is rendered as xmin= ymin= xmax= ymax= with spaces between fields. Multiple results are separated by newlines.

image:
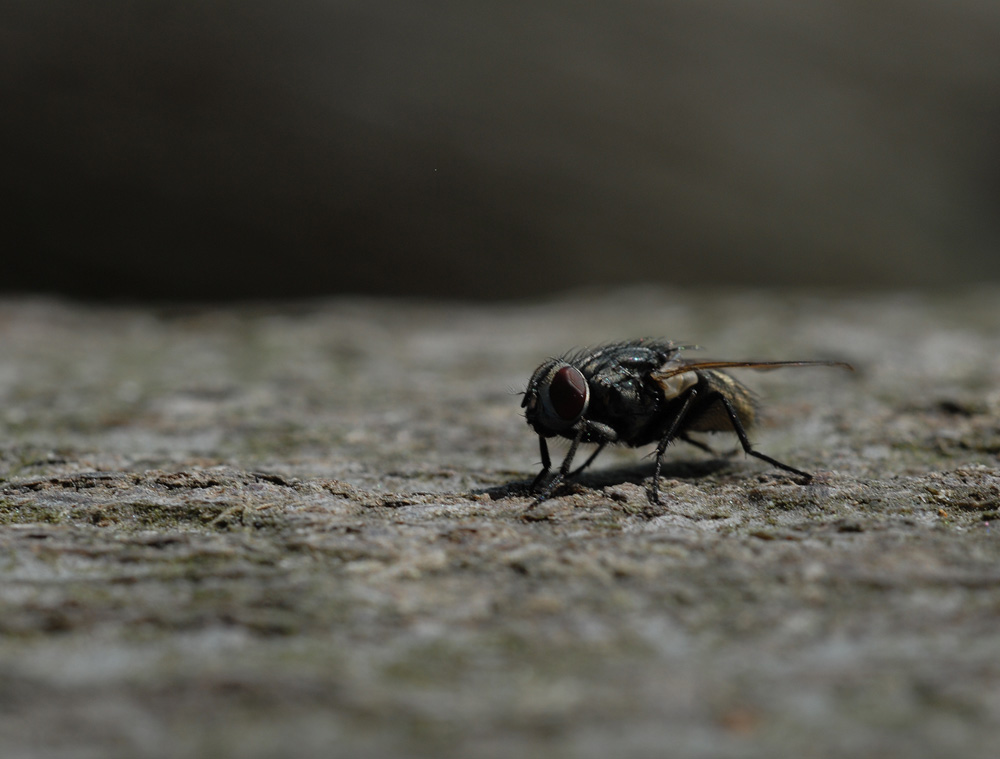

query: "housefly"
xmin=521 ymin=338 xmax=852 ymax=504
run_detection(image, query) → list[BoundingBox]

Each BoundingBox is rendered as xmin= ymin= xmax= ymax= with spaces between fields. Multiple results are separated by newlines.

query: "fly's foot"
xmin=647 ymin=479 xmax=664 ymax=506
xmin=527 ymin=474 xmax=564 ymax=509
xmin=530 ymin=469 xmax=550 ymax=493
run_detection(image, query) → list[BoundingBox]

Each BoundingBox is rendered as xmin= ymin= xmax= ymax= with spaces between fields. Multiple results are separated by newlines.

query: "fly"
xmin=520 ymin=338 xmax=853 ymax=505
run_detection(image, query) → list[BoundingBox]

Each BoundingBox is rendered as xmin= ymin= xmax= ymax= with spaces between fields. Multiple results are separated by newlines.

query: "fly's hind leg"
xmin=713 ymin=394 xmax=813 ymax=481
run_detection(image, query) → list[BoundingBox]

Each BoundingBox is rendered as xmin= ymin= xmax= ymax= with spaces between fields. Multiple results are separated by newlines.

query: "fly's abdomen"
xmin=686 ymin=370 xmax=756 ymax=432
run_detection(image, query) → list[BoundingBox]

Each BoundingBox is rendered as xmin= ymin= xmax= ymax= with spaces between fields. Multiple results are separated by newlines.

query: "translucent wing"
xmin=653 ymin=359 xmax=854 ymax=381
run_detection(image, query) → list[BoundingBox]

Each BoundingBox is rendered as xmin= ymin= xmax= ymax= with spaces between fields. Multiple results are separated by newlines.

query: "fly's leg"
xmin=678 ymin=432 xmax=716 ymax=456
xmin=714 ymin=394 xmax=812 ymax=481
xmin=680 ymin=433 xmax=740 ymax=460
xmin=528 ymin=428 xmax=585 ymax=507
xmin=650 ymin=389 xmax=699 ymax=504
xmin=530 ymin=436 xmax=552 ymax=492
xmin=570 ymin=443 xmax=606 ymax=477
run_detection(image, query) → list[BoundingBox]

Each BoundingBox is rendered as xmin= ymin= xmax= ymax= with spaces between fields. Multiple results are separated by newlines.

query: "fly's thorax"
xmin=574 ymin=339 xmax=680 ymax=379
xmin=522 ymin=359 xmax=591 ymax=436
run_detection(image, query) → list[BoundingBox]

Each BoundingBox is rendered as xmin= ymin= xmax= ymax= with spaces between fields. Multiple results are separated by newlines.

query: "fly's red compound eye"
xmin=548 ymin=366 xmax=588 ymax=421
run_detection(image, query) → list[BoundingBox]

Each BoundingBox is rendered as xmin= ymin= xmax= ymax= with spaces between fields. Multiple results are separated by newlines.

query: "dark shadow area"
xmin=4 ymin=1 xmax=1000 ymax=301
xmin=480 ymin=457 xmax=732 ymax=501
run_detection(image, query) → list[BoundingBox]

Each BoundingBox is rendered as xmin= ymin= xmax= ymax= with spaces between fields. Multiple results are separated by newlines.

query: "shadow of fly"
xmin=521 ymin=338 xmax=853 ymax=506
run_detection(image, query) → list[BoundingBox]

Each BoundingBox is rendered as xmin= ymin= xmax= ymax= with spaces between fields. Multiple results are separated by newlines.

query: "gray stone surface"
xmin=1 ymin=290 xmax=999 ymax=758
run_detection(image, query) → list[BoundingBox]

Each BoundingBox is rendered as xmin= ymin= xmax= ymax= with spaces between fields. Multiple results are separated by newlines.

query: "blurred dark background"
xmin=3 ymin=1 xmax=1000 ymax=302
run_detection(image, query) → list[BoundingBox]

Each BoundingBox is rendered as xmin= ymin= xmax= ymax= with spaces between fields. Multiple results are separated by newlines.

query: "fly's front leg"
xmin=570 ymin=442 xmax=606 ymax=477
xmin=532 ymin=438 xmax=604 ymax=492
xmin=715 ymin=394 xmax=812 ymax=481
xmin=530 ymin=436 xmax=552 ymax=492
xmin=529 ymin=427 xmax=585 ymax=507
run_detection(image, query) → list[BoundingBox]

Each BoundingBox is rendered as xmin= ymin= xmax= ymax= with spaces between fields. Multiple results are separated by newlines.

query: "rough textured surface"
xmin=1 ymin=290 xmax=999 ymax=758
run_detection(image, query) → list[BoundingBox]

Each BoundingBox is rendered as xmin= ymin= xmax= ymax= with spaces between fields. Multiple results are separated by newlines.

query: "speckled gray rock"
xmin=1 ymin=290 xmax=999 ymax=758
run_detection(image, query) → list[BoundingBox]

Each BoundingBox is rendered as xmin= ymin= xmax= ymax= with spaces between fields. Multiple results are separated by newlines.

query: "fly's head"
xmin=522 ymin=359 xmax=590 ymax=438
